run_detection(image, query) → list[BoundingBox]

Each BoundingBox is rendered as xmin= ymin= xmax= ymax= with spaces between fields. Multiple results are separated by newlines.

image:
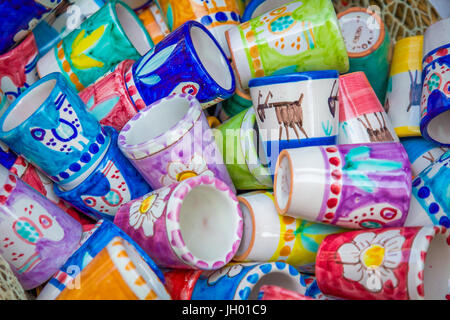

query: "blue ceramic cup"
xmin=0 ymin=72 xmax=110 ymax=190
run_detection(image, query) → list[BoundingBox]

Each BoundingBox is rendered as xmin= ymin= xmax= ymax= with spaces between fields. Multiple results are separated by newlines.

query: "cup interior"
xmin=178 ymin=184 xmax=238 ymax=263
xmin=116 ymin=2 xmax=152 ymax=56
xmin=235 ymin=200 xmax=254 ymax=259
xmin=247 ymin=270 xmax=301 ymax=300
xmin=251 ymin=0 xmax=290 ymax=19
xmin=427 ymin=111 xmax=450 ymax=145
xmin=190 ymin=25 xmax=233 ymax=91
xmin=423 ymin=232 xmax=450 ymax=299
xmin=275 ymin=152 xmax=292 ymax=213
xmin=2 ymin=79 xmax=56 ymax=132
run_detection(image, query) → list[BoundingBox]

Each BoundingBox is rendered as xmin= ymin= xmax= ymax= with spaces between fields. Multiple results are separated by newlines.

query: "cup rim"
xmin=248 ymin=70 xmax=340 ymax=88
xmin=233 ymin=195 xmax=257 ymax=261
xmin=273 ymin=149 xmax=294 ymax=216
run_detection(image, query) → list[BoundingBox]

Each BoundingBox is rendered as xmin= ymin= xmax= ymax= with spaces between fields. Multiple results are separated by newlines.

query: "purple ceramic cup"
xmin=0 ymin=165 xmax=82 ymax=290
xmin=118 ymin=93 xmax=235 ymax=192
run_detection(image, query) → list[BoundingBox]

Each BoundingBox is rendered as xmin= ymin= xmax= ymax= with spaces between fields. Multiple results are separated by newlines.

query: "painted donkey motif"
xmin=357 ymin=112 xmax=395 ymax=143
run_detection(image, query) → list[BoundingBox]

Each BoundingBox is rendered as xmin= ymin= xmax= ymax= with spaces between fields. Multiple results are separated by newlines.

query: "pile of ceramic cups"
xmin=0 ymin=0 xmax=448 ymax=300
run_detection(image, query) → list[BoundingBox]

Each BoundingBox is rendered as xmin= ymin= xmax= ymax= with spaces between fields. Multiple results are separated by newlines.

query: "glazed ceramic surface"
xmin=0 ymin=73 xmax=111 ymax=191
xmin=119 ymin=94 xmax=234 ymax=191
xmin=138 ymin=2 xmax=170 ymax=45
xmin=338 ymin=72 xmax=399 ymax=145
xmin=316 ymin=226 xmax=450 ymax=300
xmin=258 ymin=285 xmax=314 ymax=300
xmin=385 ymin=36 xmax=423 ymax=137
xmin=274 ymin=143 xmax=412 ymax=229
xmin=214 ymin=108 xmax=272 ymax=190
xmin=242 ymin=0 xmax=290 ymax=22
xmin=56 ymin=236 xmax=171 ymax=300
xmin=79 ymin=59 xmax=138 ymax=131
xmin=0 ymin=166 xmax=82 ymax=290
xmin=235 ymin=191 xmax=343 ymax=269
xmin=114 ymin=175 xmax=243 ymax=270
xmin=126 ymin=21 xmax=235 ymax=109
xmin=249 ymin=71 xmax=339 ymax=174
xmin=37 ymin=219 xmax=165 ymax=300
xmin=37 ymin=0 xmax=153 ymax=91
xmin=54 ymin=126 xmax=152 ymax=221
xmin=225 ymin=0 xmax=349 ymax=89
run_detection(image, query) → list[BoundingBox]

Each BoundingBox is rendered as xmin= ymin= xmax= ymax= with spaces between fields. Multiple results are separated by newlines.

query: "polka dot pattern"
xmin=239 ymin=22 xmax=265 ymax=78
xmin=124 ymin=65 xmax=146 ymax=111
xmin=322 ymin=147 xmax=343 ymax=224
xmin=0 ymin=173 xmax=16 ymax=205
xmin=56 ymin=41 xmax=84 ymax=91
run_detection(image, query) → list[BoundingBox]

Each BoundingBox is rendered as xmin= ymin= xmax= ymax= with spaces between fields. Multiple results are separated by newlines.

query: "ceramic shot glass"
xmin=214 ymin=108 xmax=272 ymax=190
xmin=118 ymin=94 xmax=235 ymax=191
xmin=114 ymin=175 xmax=243 ymax=270
xmin=385 ymin=36 xmax=424 ymax=137
xmin=0 ymin=254 xmax=27 ymax=300
xmin=79 ymin=59 xmax=138 ymax=131
xmin=420 ymin=18 xmax=450 ymax=146
xmin=235 ymin=191 xmax=343 ymax=269
xmin=56 ymin=236 xmax=171 ymax=300
xmin=138 ymin=2 xmax=170 ymax=45
xmin=274 ymin=142 xmax=412 ymax=229
xmin=225 ymin=0 xmax=349 ymax=89
xmin=37 ymin=0 xmax=154 ymax=92
xmin=0 ymin=73 xmax=111 ymax=191
xmin=338 ymin=72 xmax=399 ymax=144
xmin=0 ymin=165 xmax=82 ymax=290
xmin=163 ymin=262 xmax=317 ymax=300
xmin=126 ymin=20 xmax=235 ymax=109
xmin=242 ymin=0 xmax=291 ymax=22
xmin=37 ymin=219 xmax=165 ymax=300
xmin=54 ymin=126 xmax=152 ymax=221
xmin=258 ymin=285 xmax=314 ymax=300
xmin=401 ymin=137 xmax=448 ymax=177
xmin=155 ymin=0 xmax=240 ymax=57
xmin=0 ymin=34 xmax=39 ymax=104
xmin=249 ymin=71 xmax=340 ymax=174
xmin=406 ymin=150 xmax=450 ymax=228
xmin=316 ymin=226 xmax=450 ymax=300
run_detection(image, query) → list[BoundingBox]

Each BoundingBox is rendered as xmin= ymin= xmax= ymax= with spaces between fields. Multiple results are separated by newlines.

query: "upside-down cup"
xmin=401 ymin=137 xmax=448 ymax=177
xmin=258 ymin=285 xmax=314 ymax=300
xmin=0 ymin=165 xmax=82 ymax=290
xmin=0 ymin=33 xmax=39 ymax=104
xmin=338 ymin=72 xmax=399 ymax=144
xmin=37 ymin=0 xmax=154 ymax=92
xmin=164 ymin=262 xmax=320 ymax=300
xmin=0 ymin=254 xmax=27 ymax=300
xmin=0 ymin=73 xmax=111 ymax=191
xmin=406 ymin=150 xmax=450 ymax=228
xmin=420 ymin=18 xmax=450 ymax=146
xmin=242 ymin=0 xmax=290 ymax=22
xmin=225 ymin=0 xmax=349 ymax=89
xmin=385 ymin=36 xmax=423 ymax=137
xmin=125 ymin=20 xmax=235 ymax=109
xmin=138 ymin=2 xmax=170 ymax=45
xmin=79 ymin=60 xmax=138 ymax=131
xmin=274 ymin=142 xmax=412 ymax=229
xmin=214 ymin=108 xmax=272 ymax=190
xmin=37 ymin=219 xmax=165 ymax=300
xmin=118 ymin=94 xmax=234 ymax=191
xmin=56 ymin=236 xmax=171 ymax=300
xmin=54 ymin=126 xmax=152 ymax=221
xmin=316 ymin=226 xmax=450 ymax=300
xmin=235 ymin=191 xmax=343 ymax=270
xmin=114 ymin=175 xmax=243 ymax=270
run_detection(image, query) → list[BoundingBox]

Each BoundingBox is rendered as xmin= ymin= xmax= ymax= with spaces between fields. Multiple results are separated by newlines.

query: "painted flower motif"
xmin=128 ymin=187 xmax=171 ymax=237
xmin=161 ymin=154 xmax=214 ymax=186
xmin=207 ymin=264 xmax=244 ymax=285
xmin=337 ymin=229 xmax=405 ymax=292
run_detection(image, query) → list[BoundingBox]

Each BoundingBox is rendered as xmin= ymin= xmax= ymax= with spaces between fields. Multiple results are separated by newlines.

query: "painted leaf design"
xmin=136 ymin=44 xmax=177 ymax=77
xmin=302 ymin=223 xmax=340 ymax=235
xmin=139 ymin=74 xmax=161 ymax=86
xmin=70 ymin=25 xmax=106 ymax=69
xmin=300 ymin=234 xmax=319 ymax=253
xmin=89 ymin=96 xmax=120 ymax=120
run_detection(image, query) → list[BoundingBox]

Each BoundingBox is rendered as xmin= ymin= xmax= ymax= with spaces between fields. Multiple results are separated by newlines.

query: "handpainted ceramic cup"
xmin=338 ymin=72 xmax=399 ymax=144
xmin=122 ymin=0 xmax=152 ymax=10
xmin=225 ymin=0 xmax=349 ymax=89
xmin=235 ymin=191 xmax=343 ymax=270
xmin=37 ymin=0 xmax=153 ymax=92
xmin=37 ymin=219 xmax=165 ymax=300
xmin=0 ymin=165 xmax=82 ymax=290
xmin=118 ymin=94 xmax=234 ymax=191
xmin=420 ymin=18 xmax=450 ymax=146
xmin=155 ymin=0 xmax=240 ymax=57
xmin=258 ymin=285 xmax=314 ymax=300
xmin=0 ymin=73 xmax=111 ymax=191
xmin=401 ymin=137 xmax=448 ymax=177
xmin=385 ymin=36 xmax=423 ymax=137
xmin=0 ymin=0 xmax=61 ymax=54
xmin=249 ymin=71 xmax=340 ymax=175
xmin=316 ymin=226 xmax=450 ymax=300
xmin=54 ymin=126 xmax=152 ymax=221
xmin=242 ymin=0 xmax=290 ymax=22
xmin=214 ymin=108 xmax=272 ymax=190
xmin=138 ymin=2 xmax=170 ymax=45
xmin=274 ymin=142 xmax=412 ymax=229
xmin=126 ymin=20 xmax=235 ymax=110
xmin=79 ymin=59 xmax=138 ymax=131
xmin=337 ymin=7 xmax=391 ymax=104
xmin=56 ymin=236 xmax=171 ymax=300
xmin=406 ymin=150 xmax=450 ymax=228
xmin=0 ymin=254 xmax=27 ymax=300
xmin=114 ymin=175 xmax=243 ymax=270
xmin=0 ymin=34 xmax=39 ymax=104
xmin=0 ymin=90 xmax=10 ymax=119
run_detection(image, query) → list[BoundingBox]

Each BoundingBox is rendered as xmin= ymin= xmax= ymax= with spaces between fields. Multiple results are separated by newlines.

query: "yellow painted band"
xmin=395 ymin=126 xmax=421 ymax=138
xmin=390 ymin=36 xmax=424 ymax=76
